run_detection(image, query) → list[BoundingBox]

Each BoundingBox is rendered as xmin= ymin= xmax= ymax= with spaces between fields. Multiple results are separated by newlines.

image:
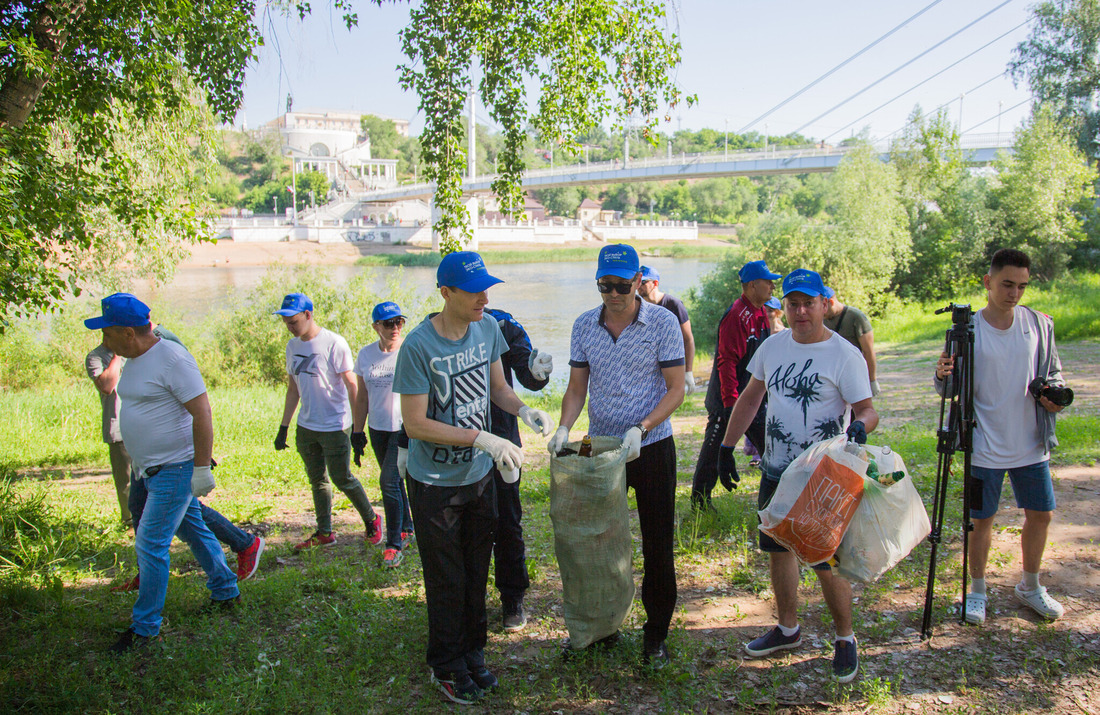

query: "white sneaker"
xmin=963 ymin=592 xmax=986 ymax=625
xmin=1015 ymin=584 xmax=1064 ymax=620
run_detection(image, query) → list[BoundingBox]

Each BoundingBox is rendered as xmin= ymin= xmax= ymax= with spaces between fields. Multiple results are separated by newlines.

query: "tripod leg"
xmin=921 ymin=451 xmax=954 ymax=639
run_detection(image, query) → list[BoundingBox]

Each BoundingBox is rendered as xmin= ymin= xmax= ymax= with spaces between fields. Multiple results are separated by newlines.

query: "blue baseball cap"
xmin=823 ymin=286 xmax=836 ymax=299
xmin=764 ymin=297 xmax=782 ymax=310
xmin=274 ymin=292 xmax=314 ymax=316
xmin=596 ymin=244 xmax=640 ymax=280
xmin=84 ymin=293 xmax=152 ymax=330
xmin=437 ymin=251 xmax=503 ymax=292
xmin=782 ymin=269 xmax=828 ymax=298
xmin=372 ymin=301 xmax=405 ymax=322
xmin=640 ymin=265 xmax=660 ymax=282
xmin=739 ymin=260 xmax=782 ymax=283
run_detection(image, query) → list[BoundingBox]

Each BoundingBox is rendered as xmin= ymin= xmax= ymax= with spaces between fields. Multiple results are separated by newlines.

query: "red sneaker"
xmin=112 ymin=574 xmax=140 ymax=592
xmin=365 ymin=512 xmax=383 ymax=546
xmin=294 ymin=532 xmax=337 ymax=551
xmin=236 ymin=535 xmax=265 ymax=581
xmin=382 ymin=548 xmax=404 ymax=568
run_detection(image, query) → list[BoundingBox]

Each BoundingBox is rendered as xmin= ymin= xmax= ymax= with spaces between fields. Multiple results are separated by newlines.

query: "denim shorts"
xmin=970 ymin=461 xmax=1056 ymax=520
xmin=757 ymin=476 xmax=830 ymax=571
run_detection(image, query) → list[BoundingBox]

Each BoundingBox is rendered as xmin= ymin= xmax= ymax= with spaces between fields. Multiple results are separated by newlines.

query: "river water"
xmin=141 ymin=257 xmax=719 ymax=384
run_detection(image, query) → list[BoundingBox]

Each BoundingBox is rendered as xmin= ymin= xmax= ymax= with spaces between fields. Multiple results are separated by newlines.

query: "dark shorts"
xmin=970 ymin=461 xmax=1056 ymax=520
xmin=757 ymin=476 xmax=830 ymax=571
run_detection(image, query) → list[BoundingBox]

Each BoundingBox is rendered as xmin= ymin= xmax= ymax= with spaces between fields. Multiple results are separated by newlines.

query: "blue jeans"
xmin=129 ymin=471 xmax=254 ymax=553
xmin=132 ymin=461 xmax=239 ymax=636
xmin=369 ymin=428 xmax=413 ymax=548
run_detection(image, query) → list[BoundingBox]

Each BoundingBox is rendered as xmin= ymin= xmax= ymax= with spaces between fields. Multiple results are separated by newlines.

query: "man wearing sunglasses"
xmin=393 ymin=251 xmax=554 ymax=705
xmin=352 ymin=302 xmax=415 ymax=569
xmin=548 ymin=243 xmax=686 ymax=669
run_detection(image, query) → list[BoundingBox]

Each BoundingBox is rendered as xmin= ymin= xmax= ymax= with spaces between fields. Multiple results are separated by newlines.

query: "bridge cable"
xmin=961 ymin=97 xmax=1032 ymax=134
xmin=736 ymin=0 xmax=946 ymax=134
xmin=878 ymin=72 xmax=1012 ymax=144
xmin=822 ymin=20 xmax=1027 ymax=143
xmin=791 ymin=0 xmax=1017 ymax=137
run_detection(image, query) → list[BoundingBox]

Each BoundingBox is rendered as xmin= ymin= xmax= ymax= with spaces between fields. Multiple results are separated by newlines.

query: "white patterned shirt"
xmin=568 ymin=297 xmax=685 ymax=445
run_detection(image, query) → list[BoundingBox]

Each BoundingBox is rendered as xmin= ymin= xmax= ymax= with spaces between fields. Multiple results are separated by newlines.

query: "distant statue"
xmin=286 ymin=93 xmax=293 ymax=113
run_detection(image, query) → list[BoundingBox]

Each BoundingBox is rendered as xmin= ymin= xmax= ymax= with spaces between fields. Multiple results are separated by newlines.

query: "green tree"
xmin=991 ymin=107 xmax=1096 ymax=278
xmin=395 ymin=0 xmax=690 ymax=253
xmin=1009 ymin=0 xmax=1100 ymax=155
xmin=534 ymin=186 xmax=583 ymax=217
xmin=891 ymin=108 xmax=992 ymax=300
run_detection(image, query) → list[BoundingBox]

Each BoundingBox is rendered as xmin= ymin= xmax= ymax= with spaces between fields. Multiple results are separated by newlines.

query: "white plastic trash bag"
xmin=758 ymin=435 xmax=868 ymax=567
xmin=832 ymin=446 xmax=931 ymax=583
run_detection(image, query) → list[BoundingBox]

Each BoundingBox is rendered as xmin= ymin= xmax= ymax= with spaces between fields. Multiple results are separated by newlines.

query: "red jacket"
xmin=716 ymin=295 xmax=769 ymax=407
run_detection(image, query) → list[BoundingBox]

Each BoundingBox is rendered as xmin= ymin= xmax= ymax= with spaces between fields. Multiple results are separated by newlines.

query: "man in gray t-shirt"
xmin=823 ymin=288 xmax=879 ymax=396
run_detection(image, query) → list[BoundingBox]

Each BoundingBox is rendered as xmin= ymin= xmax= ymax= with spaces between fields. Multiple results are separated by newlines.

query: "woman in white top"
xmin=351 ymin=302 xmax=414 ymax=568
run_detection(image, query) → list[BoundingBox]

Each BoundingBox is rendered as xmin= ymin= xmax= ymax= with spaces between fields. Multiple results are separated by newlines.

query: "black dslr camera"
xmin=1028 ymin=377 xmax=1074 ymax=407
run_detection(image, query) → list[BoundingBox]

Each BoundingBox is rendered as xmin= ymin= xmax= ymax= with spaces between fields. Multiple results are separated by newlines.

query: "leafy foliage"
xmin=394 ymin=0 xmax=690 ymax=253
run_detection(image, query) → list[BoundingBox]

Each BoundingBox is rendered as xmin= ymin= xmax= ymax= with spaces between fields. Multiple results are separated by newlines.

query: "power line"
xmin=792 ymin=0 xmax=1017 ymax=137
xmin=823 ymin=20 xmax=1027 ymax=143
xmin=737 ymin=0 xmax=947 ymax=134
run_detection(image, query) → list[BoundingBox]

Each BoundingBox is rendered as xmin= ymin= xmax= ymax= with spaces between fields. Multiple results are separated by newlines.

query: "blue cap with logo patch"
xmin=84 ymin=293 xmax=152 ymax=330
xmin=596 ymin=244 xmax=640 ymax=280
xmin=738 ymin=260 xmax=782 ymax=283
xmin=764 ymin=297 xmax=782 ymax=310
xmin=781 ymin=269 xmax=828 ymax=298
xmin=371 ymin=301 xmax=405 ymax=322
xmin=274 ymin=292 xmax=313 ymax=316
xmin=437 ymin=251 xmax=503 ymax=293
xmin=640 ymin=265 xmax=660 ymax=282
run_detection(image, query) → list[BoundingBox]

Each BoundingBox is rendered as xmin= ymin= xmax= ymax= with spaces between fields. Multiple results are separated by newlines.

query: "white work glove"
xmin=622 ymin=426 xmax=643 ymax=462
xmin=529 ymin=349 xmax=554 ymax=381
xmin=397 ymin=447 xmax=408 ymax=479
xmin=518 ymin=405 xmax=554 ymax=437
xmin=684 ymin=371 xmax=697 ymax=395
xmin=870 ymin=379 xmax=881 ymax=397
xmin=473 ymin=431 xmax=523 ymax=472
xmin=500 ymin=467 xmax=520 ymax=484
xmin=547 ymin=425 xmax=570 ymax=455
xmin=191 ymin=465 xmax=216 ymax=498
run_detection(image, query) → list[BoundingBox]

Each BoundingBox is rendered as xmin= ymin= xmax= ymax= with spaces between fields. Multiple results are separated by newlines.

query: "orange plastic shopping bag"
xmin=759 ymin=436 xmax=868 ymax=566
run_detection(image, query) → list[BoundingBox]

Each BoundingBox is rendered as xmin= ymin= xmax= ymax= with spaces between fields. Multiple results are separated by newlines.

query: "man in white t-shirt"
xmin=719 ymin=269 xmax=878 ymax=684
xmin=935 ymin=248 xmax=1068 ymax=625
xmin=351 ymin=301 xmax=414 ymax=568
xmin=274 ymin=293 xmax=381 ymax=550
xmin=85 ymin=293 xmax=239 ymax=654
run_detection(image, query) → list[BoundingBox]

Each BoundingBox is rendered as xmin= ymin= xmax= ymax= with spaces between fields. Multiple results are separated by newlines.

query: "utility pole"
xmin=724 ymin=118 xmax=728 ymax=160
xmin=468 ymin=90 xmax=477 ymax=179
xmin=997 ymin=100 xmax=1002 ymax=137
xmin=958 ymin=93 xmax=965 ymax=135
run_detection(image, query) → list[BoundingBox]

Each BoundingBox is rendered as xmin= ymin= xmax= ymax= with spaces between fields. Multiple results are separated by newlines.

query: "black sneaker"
xmin=431 ymin=670 xmax=482 ymax=705
xmin=469 ymin=666 xmax=498 ymax=692
xmin=502 ymin=600 xmax=527 ymax=632
xmin=833 ymin=638 xmax=859 ymax=683
xmin=745 ymin=625 xmax=802 ymax=657
xmin=108 ymin=627 xmax=154 ymax=654
xmin=642 ymin=641 xmax=671 ymax=670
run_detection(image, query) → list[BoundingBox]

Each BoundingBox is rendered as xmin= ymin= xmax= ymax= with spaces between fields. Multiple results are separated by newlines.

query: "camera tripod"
xmin=921 ymin=303 xmax=981 ymax=639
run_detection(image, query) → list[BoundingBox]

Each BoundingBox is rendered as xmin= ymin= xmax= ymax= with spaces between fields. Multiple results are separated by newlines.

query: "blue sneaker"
xmin=431 ymin=670 xmax=482 ymax=705
xmin=833 ymin=638 xmax=859 ymax=683
xmin=745 ymin=625 xmax=802 ymax=657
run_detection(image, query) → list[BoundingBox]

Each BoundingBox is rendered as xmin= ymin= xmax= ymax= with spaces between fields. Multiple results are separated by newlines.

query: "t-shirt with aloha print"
xmin=392 ymin=314 xmax=506 ymax=487
xmin=747 ymin=330 xmax=872 ymax=479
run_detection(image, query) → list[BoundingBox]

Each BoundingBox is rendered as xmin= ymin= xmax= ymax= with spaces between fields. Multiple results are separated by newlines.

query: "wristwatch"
xmin=633 ymin=422 xmax=650 ymax=440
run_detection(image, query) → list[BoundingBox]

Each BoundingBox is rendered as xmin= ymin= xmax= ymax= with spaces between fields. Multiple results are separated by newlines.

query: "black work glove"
xmin=846 ymin=420 xmax=867 ymax=445
xmin=350 ymin=431 xmax=368 ymax=467
xmin=717 ymin=445 xmax=739 ymax=491
xmin=274 ymin=425 xmax=289 ymax=451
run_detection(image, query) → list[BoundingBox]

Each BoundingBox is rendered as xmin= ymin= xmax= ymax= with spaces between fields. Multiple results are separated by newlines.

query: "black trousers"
xmin=691 ymin=404 xmax=764 ymax=504
xmin=627 ymin=436 xmax=678 ymax=648
xmin=407 ymin=470 xmax=497 ymax=676
xmin=492 ymin=467 xmax=529 ymax=605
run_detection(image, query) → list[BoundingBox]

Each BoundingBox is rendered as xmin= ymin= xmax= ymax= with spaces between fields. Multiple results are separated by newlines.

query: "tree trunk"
xmin=0 ymin=0 xmax=87 ymax=130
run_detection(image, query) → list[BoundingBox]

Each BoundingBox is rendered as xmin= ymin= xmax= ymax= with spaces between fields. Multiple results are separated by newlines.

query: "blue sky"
xmin=238 ymin=0 xmax=1035 ymax=143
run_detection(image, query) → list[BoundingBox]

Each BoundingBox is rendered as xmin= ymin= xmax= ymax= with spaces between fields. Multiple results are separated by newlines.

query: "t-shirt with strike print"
xmin=747 ymin=330 xmax=872 ymax=479
xmin=392 ymin=314 xmax=506 ymax=487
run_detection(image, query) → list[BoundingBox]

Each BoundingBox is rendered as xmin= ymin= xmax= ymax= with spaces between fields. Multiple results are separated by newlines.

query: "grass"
xmin=354 ymin=241 xmax=735 ymax=268
xmin=0 ymin=339 xmax=1097 ymax=712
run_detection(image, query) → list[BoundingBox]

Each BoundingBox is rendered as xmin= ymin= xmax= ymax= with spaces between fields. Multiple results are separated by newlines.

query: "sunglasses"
xmin=380 ymin=317 xmax=406 ymax=329
xmin=596 ymin=280 xmax=634 ymax=295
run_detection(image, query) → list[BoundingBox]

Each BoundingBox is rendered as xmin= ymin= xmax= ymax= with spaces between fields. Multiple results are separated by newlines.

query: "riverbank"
xmin=181 ymin=236 xmax=735 ymax=268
